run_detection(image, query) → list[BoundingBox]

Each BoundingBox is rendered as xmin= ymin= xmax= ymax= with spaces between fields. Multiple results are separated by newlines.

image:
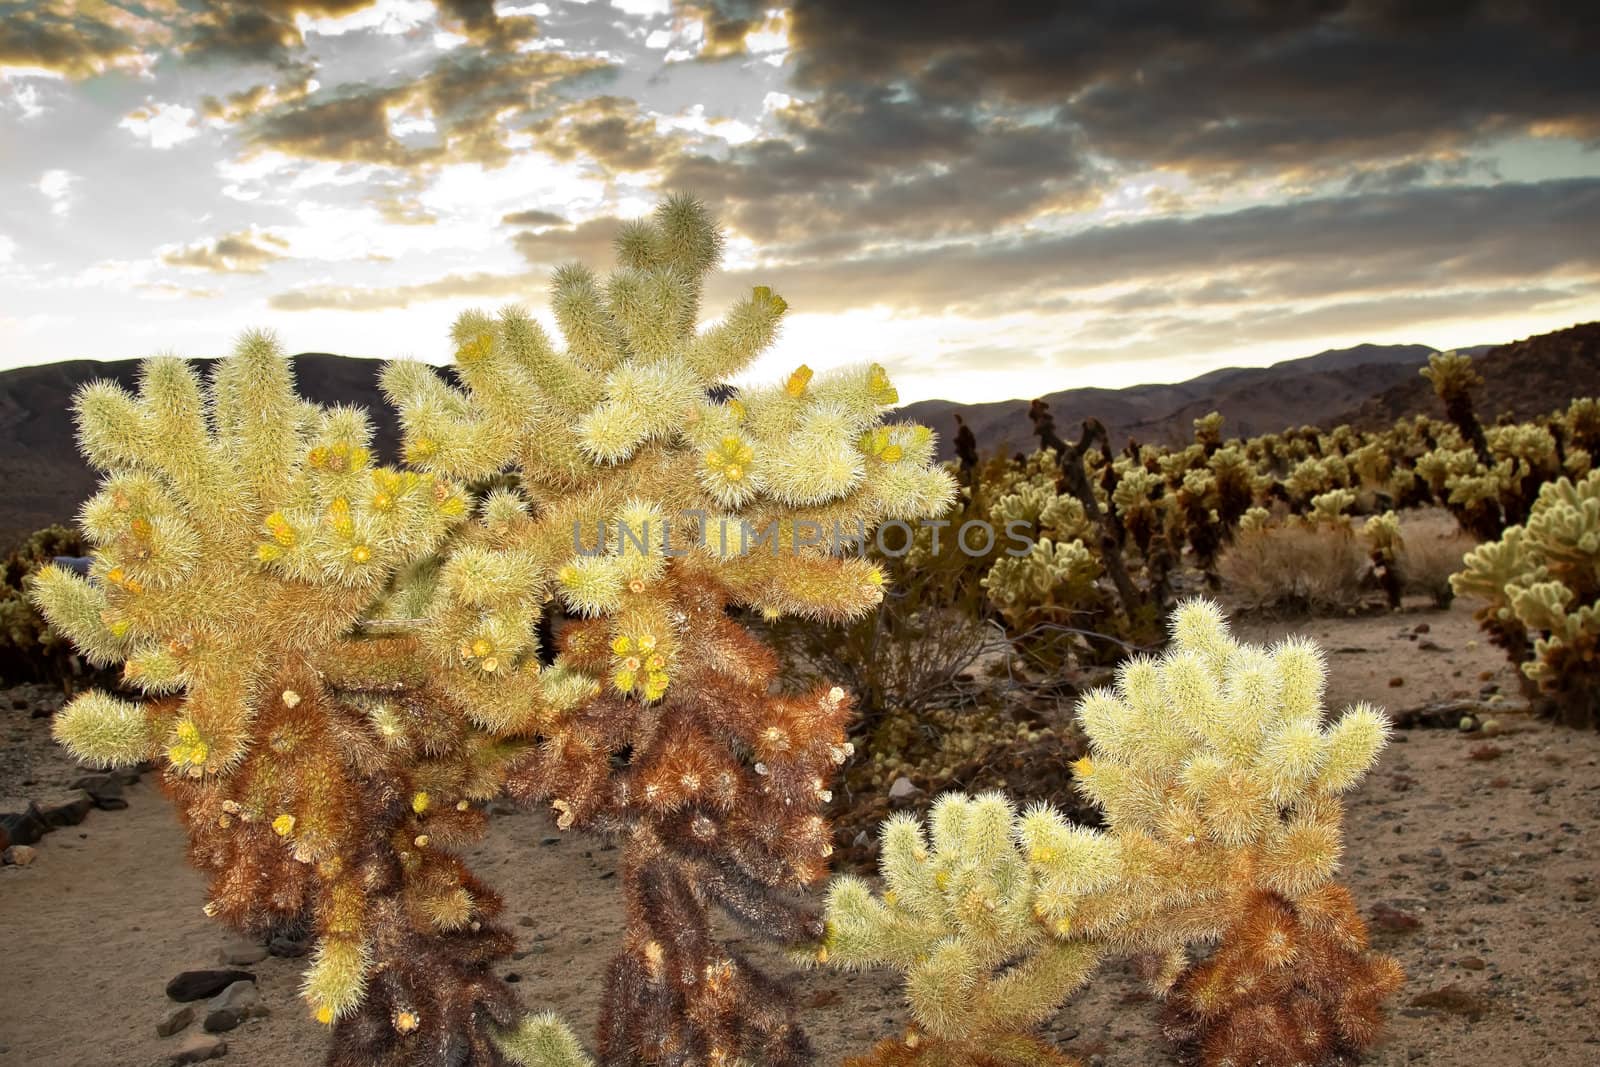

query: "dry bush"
xmin=1218 ymin=521 xmax=1370 ymax=615
xmin=1396 ymin=508 xmax=1477 ymax=606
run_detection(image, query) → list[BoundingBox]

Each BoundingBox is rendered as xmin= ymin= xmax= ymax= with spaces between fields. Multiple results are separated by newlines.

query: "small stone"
xmin=37 ymin=789 xmax=94 ymax=829
xmin=1460 ymin=957 xmax=1487 ymax=971
xmin=517 ymin=915 xmax=535 ymax=927
xmin=69 ymin=773 xmax=128 ymax=810
xmin=168 ymin=1033 xmax=227 ymax=1064
xmin=1370 ymin=902 xmax=1422 ymax=933
xmin=157 ymin=1004 xmax=196 ymax=1037
xmin=3 ymin=844 xmax=38 ymax=866
xmin=1413 ymin=622 xmax=1431 ymax=634
xmin=887 ymin=777 xmax=920 ymax=801
xmin=166 ymin=969 xmax=256 ymax=1003
xmin=1388 ymin=676 xmax=1405 ymax=688
xmin=219 ymin=938 xmax=268 ymax=965
xmin=203 ymin=980 xmax=264 ymax=1032
xmin=540 ymin=836 xmax=561 ymax=846
xmin=267 ymin=935 xmax=310 ymax=958
xmin=0 ymin=797 xmax=46 ymax=847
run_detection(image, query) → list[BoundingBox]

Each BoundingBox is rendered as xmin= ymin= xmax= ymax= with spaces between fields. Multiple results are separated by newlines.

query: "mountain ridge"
xmin=3 ymin=323 xmax=1594 ymax=548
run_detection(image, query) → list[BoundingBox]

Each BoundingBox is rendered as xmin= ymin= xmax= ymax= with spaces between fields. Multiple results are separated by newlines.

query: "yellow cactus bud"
xmin=273 ymin=813 xmax=296 ymax=836
xmin=412 ymin=791 xmax=431 ymax=814
xmin=785 ymin=364 xmax=814 ymax=397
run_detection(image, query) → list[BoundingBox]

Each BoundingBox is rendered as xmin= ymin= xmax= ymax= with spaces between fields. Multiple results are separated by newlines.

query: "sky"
xmin=1 ymin=1 xmax=1597 ymax=405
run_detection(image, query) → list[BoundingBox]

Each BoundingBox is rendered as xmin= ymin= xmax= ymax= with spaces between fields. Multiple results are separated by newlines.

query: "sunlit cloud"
xmin=0 ymin=0 xmax=1595 ymax=403
xmin=120 ymin=101 xmax=199 ymax=149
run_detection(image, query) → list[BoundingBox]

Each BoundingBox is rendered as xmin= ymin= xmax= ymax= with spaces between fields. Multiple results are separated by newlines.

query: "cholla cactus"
xmin=823 ymin=600 xmax=1401 ymax=1065
xmin=379 ymin=194 xmax=955 ymax=1062
xmin=1307 ymin=488 xmax=1356 ymax=525
xmin=823 ymin=793 xmax=1098 ymax=1066
xmin=1072 ymin=600 xmax=1403 ymax=1064
xmin=1363 ymin=512 xmax=1403 ymax=609
xmin=982 ymin=538 xmax=1101 ymax=621
xmin=28 ymin=336 xmax=528 ymax=1063
xmin=1421 ymin=351 xmax=1491 ymax=465
xmin=1453 ymin=470 xmax=1600 ymax=727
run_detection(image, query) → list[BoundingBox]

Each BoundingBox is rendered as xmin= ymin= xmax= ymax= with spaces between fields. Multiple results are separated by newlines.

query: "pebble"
xmin=203 ymin=980 xmax=266 ymax=1033
xmin=168 ymin=1033 xmax=227 ymax=1064
xmin=219 ymin=938 xmax=268 ymax=966
xmin=166 ymin=970 xmax=256 ymax=1003
xmin=157 ymin=1004 xmax=195 ymax=1038
xmin=3 ymin=844 xmax=38 ymax=866
xmin=887 ymin=776 xmax=920 ymax=801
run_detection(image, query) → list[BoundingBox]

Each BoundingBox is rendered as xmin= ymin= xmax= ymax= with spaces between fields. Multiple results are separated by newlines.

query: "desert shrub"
xmin=1 ymin=524 xmax=96 ymax=686
xmin=1217 ymin=522 xmax=1370 ymax=615
xmin=1393 ymin=510 xmax=1477 ymax=607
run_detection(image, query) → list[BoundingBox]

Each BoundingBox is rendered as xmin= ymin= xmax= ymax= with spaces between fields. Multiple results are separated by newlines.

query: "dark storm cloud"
xmin=239 ymin=50 xmax=608 ymax=170
xmin=433 ymin=0 xmax=540 ymax=47
xmin=704 ymin=178 xmax=1600 ymax=315
xmin=662 ymin=91 xmax=1100 ymax=246
xmin=652 ymin=0 xmax=1600 ymax=263
xmin=0 ymin=0 xmax=158 ymax=77
xmin=778 ymin=0 xmax=1600 ymax=174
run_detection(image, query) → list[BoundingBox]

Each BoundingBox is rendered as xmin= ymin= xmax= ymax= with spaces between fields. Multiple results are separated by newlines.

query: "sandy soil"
xmin=2 ymin=597 xmax=1598 ymax=1067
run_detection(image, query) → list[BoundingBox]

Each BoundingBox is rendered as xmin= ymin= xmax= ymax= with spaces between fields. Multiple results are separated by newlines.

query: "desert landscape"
xmin=5 ymin=3 xmax=1600 ymax=1064
xmin=3 ymin=599 xmax=1599 ymax=1066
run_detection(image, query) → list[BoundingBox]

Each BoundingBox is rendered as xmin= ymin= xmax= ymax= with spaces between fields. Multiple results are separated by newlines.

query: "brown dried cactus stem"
xmin=1163 ymin=887 xmax=1404 ymax=1067
xmin=503 ymin=569 xmax=853 ymax=1064
xmin=1026 ymin=401 xmax=1143 ymax=623
xmin=161 ymin=642 xmax=526 ymax=1064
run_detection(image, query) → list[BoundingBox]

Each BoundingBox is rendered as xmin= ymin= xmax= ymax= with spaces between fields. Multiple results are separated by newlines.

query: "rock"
xmin=166 ymin=969 xmax=256 ymax=1003
xmin=168 ymin=1033 xmax=227 ymax=1063
xmin=69 ymin=772 xmax=129 ymax=810
xmin=1370 ymin=902 xmax=1423 ymax=933
xmin=219 ymin=938 xmax=268 ymax=965
xmin=0 ymin=797 xmax=46 ymax=847
xmin=267 ymin=935 xmax=310 ymax=958
xmin=157 ymin=1004 xmax=196 ymax=1037
xmin=37 ymin=789 xmax=94 ymax=829
xmin=3 ymin=844 xmax=38 ymax=866
xmin=203 ymin=980 xmax=265 ymax=1032
xmin=887 ymin=776 xmax=920 ymax=801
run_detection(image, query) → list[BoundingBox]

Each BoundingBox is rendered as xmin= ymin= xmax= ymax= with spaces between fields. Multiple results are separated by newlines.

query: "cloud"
xmin=238 ymin=49 xmax=607 ymax=170
xmin=780 ymin=0 xmax=1600 ymax=179
xmin=705 ymin=178 xmax=1600 ymax=316
xmin=510 ymin=217 xmax=626 ymax=267
xmin=0 ymin=0 xmax=164 ymax=78
xmin=269 ymin=269 xmax=537 ymax=310
xmin=37 ymin=170 xmax=77 ymax=217
xmin=502 ymin=208 xmax=569 ymax=227
xmin=162 ymin=228 xmax=291 ymax=273
xmin=120 ymin=101 xmax=199 ymax=149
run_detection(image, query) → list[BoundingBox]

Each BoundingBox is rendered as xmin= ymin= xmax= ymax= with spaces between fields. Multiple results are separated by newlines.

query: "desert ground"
xmin=2 ymin=596 xmax=1597 ymax=1067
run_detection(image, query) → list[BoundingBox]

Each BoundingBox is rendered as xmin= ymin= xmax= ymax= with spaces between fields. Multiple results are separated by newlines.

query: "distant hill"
xmin=0 ymin=354 xmax=402 ymax=549
xmin=898 ymin=342 xmax=1442 ymax=461
xmin=1335 ymin=322 xmax=1600 ymax=430
xmin=3 ymin=324 xmax=1595 ymax=549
